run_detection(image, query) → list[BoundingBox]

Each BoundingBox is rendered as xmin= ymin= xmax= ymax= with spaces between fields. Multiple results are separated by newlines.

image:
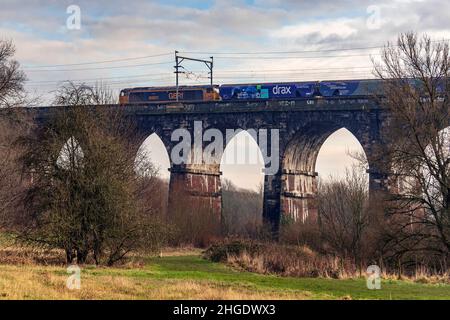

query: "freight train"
xmin=118 ymin=80 xmax=384 ymax=104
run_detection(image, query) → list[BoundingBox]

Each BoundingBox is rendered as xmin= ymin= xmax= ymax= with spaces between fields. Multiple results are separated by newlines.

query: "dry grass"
xmin=0 ymin=263 xmax=312 ymax=300
xmin=205 ymin=240 xmax=450 ymax=284
xmin=226 ymin=248 xmax=358 ymax=279
xmin=0 ymin=244 xmax=201 ymax=266
xmin=0 ymin=244 xmax=310 ymax=300
xmin=379 ymin=268 xmax=450 ymax=285
xmin=205 ymin=240 xmax=358 ymax=279
xmin=160 ymin=246 xmax=204 ymax=257
xmin=0 ymin=247 xmax=66 ymax=266
xmin=0 ymin=241 xmax=448 ymax=300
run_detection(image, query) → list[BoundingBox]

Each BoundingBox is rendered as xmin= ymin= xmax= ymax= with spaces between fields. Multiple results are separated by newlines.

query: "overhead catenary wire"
xmin=25 ymin=77 xmax=175 ymax=88
xmin=22 ymin=61 xmax=378 ymax=87
xmin=25 ymin=72 xmax=174 ymax=84
xmin=23 ymin=52 xmax=173 ymax=68
xmin=23 ymin=61 xmax=174 ymax=72
xmin=23 ymin=44 xmax=382 ymax=70
xmin=25 ymin=68 xmax=374 ymax=85
xmin=191 ymin=66 xmax=373 ymax=73
xmin=21 ymin=43 xmax=396 ymax=89
xmin=25 ymin=73 xmax=375 ymax=89
xmin=179 ymin=46 xmax=383 ymax=55
xmin=22 ymin=52 xmax=380 ymax=72
xmin=22 ymin=37 xmax=450 ymax=71
xmin=213 ymin=53 xmax=381 ymax=60
xmin=179 ymin=38 xmax=450 ymax=55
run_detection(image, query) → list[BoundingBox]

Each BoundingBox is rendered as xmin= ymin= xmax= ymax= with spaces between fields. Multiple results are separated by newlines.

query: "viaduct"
xmin=29 ymin=96 xmax=389 ymax=233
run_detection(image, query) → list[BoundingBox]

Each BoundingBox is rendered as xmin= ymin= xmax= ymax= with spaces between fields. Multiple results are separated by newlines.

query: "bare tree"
xmin=373 ymin=32 xmax=450 ymax=266
xmin=317 ymin=167 xmax=371 ymax=271
xmin=0 ymin=110 xmax=30 ymax=228
xmin=53 ymin=81 xmax=117 ymax=106
xmin=0 ymin=39 xmax=26 ymax=108
xmin=221 ymin=179 xmax=263 ymax=237
xmin=0 ymin=39 xmax=29 ymax=227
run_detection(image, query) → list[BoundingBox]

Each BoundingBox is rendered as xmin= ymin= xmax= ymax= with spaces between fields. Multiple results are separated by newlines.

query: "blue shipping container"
xmin=220 ymin=82 xmax=318 ymax=100
xmin=319 ymin=80 xmax=383 ymax=97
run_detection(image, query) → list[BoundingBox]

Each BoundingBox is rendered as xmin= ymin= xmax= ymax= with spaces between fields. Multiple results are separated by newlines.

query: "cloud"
xmin=4 ymin=0 xmax=449 ymax=68
xmin=271 ymin=18 xmax=360 ymax=43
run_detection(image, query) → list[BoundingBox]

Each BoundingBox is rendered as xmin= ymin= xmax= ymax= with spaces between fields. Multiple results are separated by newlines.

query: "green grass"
xmin=73 ymin=254 xmax=450 ymax=300
xmin=1 ymin=251 xmax=449 ymax=299
xmin=141 ymin=255 xmax=450 ymax=300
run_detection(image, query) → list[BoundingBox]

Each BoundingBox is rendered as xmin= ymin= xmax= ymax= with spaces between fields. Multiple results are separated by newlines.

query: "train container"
xmin=219 ymin=82 xmax=318 ymax=100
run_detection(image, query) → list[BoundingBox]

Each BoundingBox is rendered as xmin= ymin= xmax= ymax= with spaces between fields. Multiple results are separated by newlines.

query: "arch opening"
xmin=134 ymin=133 xmax=170 ymax=217
xmin=281 ymin=125 xmax=369 ymax=223
xmin=57 ymin=137 xmax=84 ymax=170
xmin=220 ymin=130 xmax=264 ymax=236
xmin=135 ymin=133 xmax=170 ymax=180
xmin=315 ymin=127 xmax=368 ymax=182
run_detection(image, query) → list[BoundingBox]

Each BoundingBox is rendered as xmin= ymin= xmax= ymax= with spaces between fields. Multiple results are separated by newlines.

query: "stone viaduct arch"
xmin=28 ymin=97 xmax=389 ymax=235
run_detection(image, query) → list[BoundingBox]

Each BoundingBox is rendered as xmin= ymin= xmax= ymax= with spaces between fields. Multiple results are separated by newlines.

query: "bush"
xmin=203 ymin=240 xmax=262 ymax=263
xmin=204 ymin=239 xmax=356 ymax=278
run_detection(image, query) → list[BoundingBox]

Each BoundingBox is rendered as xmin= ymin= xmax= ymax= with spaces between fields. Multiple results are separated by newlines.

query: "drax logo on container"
xmin=272 ymin=84 xmax=292 ymax=95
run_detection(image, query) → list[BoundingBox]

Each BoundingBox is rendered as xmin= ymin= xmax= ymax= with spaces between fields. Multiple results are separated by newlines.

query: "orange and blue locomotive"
xmin=119 ymin=80 xmax=384 ymax=104
xmin=119 ymin=85 xmax=220 ymax=104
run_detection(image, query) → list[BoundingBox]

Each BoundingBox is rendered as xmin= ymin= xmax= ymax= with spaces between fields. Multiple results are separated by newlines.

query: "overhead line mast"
xmin=174 ymin=50 xmax=213 ymax=102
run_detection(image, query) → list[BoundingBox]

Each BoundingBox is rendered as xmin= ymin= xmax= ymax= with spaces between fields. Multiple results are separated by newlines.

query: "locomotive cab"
xmin=119 ymin=90 xmax=129 ymax=104
xmin=118 ymin=85 xmax=220 ymax=104
xmin=204 ymin=86 xmax=220 ymax=101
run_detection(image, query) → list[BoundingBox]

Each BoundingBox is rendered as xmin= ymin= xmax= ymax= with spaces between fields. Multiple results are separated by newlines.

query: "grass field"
xmin=0 ymin=249 xmax=449 ymax=300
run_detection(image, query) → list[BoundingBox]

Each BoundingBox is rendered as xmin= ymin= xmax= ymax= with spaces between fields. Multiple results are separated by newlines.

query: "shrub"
xmin=204 ymin=239 xmax=356 ymax=278
xmin=203 ymin=239 xmax=262 ymax=263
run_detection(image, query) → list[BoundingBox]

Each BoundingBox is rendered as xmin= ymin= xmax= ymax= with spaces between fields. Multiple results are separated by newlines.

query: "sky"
xmin=2 ymin=0 xmax=450 ymax=190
